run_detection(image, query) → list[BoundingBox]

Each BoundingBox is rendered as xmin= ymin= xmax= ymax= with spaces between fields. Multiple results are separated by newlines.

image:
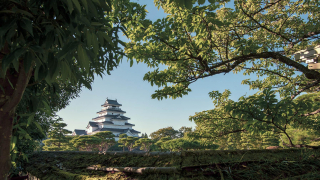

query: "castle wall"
xmin=103 ymin=124 xmax=132 ymax=129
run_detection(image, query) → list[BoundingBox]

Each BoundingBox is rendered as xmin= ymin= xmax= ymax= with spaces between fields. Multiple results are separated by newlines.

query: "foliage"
xmin=0 ymin=0 xmax=147 ymax=178
xmin=134 ymin=138 xmax=154 ymax=151
xmin=178 ymin=126 xmax=193 ymax=138
xmin=42 ymin=118 xmax=72 ymax=151
xmin=124 ymin=0 xmax=320 ymax=149
xmin=92 ymin=131 xmax=116 ymax=152
xmin=70 ymin=135 xmax=102 ymax=151
xmin=153 ymin=136 xmax=173 ymax=151
xmin=190 ymin=88 xmax=320 ymax=149
xmin=24 ymin=149 xmax=320 ymax=179
xmin=141 ymin=133 xmax=149 ymax=138
xmin=8 ymin=77 xmax=82 ymax=177
xmin=159 ymin=138 xmax=218 ymax=152
xmin=126 ymin=0 xmax=320 ymax=100
xmin=150 ymin=127 xmax=180 ymax=141
xmin=118 ymin=135 xmax=139 ymax=151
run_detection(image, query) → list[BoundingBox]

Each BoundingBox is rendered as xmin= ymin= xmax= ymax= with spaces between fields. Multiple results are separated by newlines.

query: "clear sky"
xmin=56 ymin=0 xmax=301 ymax=136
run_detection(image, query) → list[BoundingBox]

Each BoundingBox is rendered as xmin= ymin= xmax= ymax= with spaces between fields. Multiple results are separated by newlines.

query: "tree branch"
xmin=291 ymin=80 xmax=320 ymax=100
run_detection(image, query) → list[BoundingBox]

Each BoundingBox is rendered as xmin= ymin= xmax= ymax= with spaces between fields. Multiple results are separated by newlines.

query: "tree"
xmin=189 ymin=88 xmax=320 ymax=149
xmin=150 ymin=127 xmax=179 ymax=141
xmin=70 ymin=135 xmax=102 ymax=151
xmin=134 ymin=138 xmax=154 ymax=151
xmin=42 ymin=118 xmax=72 ymax=151
xmin=178 ymin=126 xmax=193 ymax=138
xmin=141 ymin=133 xmax=149 ymax=138
xmin=125 ymin=0 xmax=320 ymax=143
xmin=160 ymin=138 xmax=218 ymax=152
xmin=154 ymin=136 xmax=172 ymax=151
xmin=124 ymin=0 xmax=320 ymax=146
xmin=0 ymin=0 xmax=146 ymax=178
xmin=118 ymin=134 xmax=139 ymax=151
xmin=92 ymin=131 xmax=116 ymax=152
xmin=8 ymin=76 xmax=82 ymax=177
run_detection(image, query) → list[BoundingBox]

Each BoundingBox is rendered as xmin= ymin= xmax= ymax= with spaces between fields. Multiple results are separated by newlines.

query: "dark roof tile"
xmin=101 ymin=99 xmax=122 ymax=106
xmin=73 ymin=129 xmax=87 ymax=135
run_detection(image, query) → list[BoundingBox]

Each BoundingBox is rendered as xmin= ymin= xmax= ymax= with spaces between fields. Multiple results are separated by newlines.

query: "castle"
xmin=72 ymin=98 xmax=140 ymax=141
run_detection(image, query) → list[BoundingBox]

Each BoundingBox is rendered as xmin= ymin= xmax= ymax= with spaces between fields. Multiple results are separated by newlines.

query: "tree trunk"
xmin=0 ymin=58 xmax=34 ymax=179
xmin=0 ymin=110 xmax=15 ymax=180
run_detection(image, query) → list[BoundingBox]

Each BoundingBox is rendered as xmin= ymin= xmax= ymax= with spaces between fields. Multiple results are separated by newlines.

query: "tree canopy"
xmin=0 ymin=0 xmax=147 ymax=178
xmin=124 ymin=0 xmax=320 ymax=149
xmin=150 ymin=127 xmax=180 ymax=141
xmin=125 ymin=0 xmax=320 ymax=99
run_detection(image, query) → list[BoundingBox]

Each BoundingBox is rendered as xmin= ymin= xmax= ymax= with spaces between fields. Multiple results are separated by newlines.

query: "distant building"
xmin=72 ymin=98 xmax=140 ymax=141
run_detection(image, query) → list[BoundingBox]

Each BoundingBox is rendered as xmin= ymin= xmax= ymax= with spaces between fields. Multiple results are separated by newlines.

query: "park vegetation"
xmin=1 ymin=0 xmax=320 ymax=179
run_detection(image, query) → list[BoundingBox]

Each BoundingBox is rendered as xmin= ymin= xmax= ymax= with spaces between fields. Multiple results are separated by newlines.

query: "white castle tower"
xmin=72 ymin=98 xmax=140 ymax=141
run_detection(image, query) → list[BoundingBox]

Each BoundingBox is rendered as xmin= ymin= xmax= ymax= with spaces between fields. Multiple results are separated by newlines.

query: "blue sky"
xmin=57 ymin=0 xmax=302 ymax=136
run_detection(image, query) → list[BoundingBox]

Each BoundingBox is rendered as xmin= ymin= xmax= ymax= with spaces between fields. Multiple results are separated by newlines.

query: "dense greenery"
xmin=0 ymin=0 xmax=147 ymax=178
xmin=149 ymin=127 xmax=180 ymax=140
xmin=124 ymin=0 xmax=320 ymax=149
xmin=8 ymin=77 xmax=82 ymax=178
xmin=42 ymin=118 xmax=72 ymax=151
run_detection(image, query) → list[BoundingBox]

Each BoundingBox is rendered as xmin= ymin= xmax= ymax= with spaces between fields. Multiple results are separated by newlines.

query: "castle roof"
xmin=88 ymin=122 xmax=99 ymax=127
xmin=97 ymin=108 xmax=126 ymax=114
xmin=101 ymin=99 xmax=122 ymax=107
xmin=92 ymin=114 xmax=130 ymax=121
xmin=94 ymin=128 xmax=141 ymax=134
xmin=125 ymin=122 xmax=134 ymax=126
xmin=73 ymin=129 xmax=87 ymax=135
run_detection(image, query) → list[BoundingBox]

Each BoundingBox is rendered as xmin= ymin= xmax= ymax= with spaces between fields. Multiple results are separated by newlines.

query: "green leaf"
xmin=80 ymin=0 xmax=88 ymax=12
xmin=34 ymin=64 xmax=40 ymax=81
xmin=31 ymin=96 xmax=40 ymax=112
xmin=33 ymin=121 xmax=45 ymax=136
xmin=92 ymin=33 xmax=99 ymax=55
xmin=17 ymin=126 xmax=32 ymax=140
xmin=86 ymin=30 xmax=92 ymax=47
xmin=1 ymin=53 xmax=14 ymax=72
xmin=184 ymin=0 xmax=193 ymax=9
xmin=11 ymin=136 xmax=17 ymax=151
xmin=16 ymin=9 xmax=34 ymax=18
xmin=26 ymin=113 xmax=35 ymax=128
xmin=20 ymin=18 xmax=33 ymax=36
xmin=66 ymin=0 xmax=74 ymax=13
xmin=56 ymin=42 xmax=79 ymax=60
xmin=98 ymin=31 xmax=113 ymax=46
xmin=198 ymin=0 xmax=205 ymax=5
xmin=130 ymin=59 xmax=133 ymax=67
xmin=24 ymin=52 xmax=34 ymax=73
xmin=61 ymin=61 xmax=72 ymax=80
xmin=72 ymin=0 xmax=81 ymax=12
xmin=42 ymin=99 xmax=53 ymax=114
xmin=30 ymin=45 xmax=43 ymax=54
xmin=77 ymin=44 xmax=90 ymax=73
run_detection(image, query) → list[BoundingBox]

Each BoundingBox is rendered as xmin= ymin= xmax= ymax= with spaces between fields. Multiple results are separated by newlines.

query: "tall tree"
xmin=159 ymin=138 xmax=218 ymax=152
xmin=42 ymin=118 xmax=72 ymax=151
xmin=125 ymin=0 xmax=320 ymax=148
xmin=134 ymin=138 xmax=154 ymax=151
xmin=9 ymin=76 xmax=82 ymax=177
xmin=0 ymin=0 xmax=146 ymax=178
xmin=150 ymin=127 xmax=180 ymax=141
xmin=92 ymin=131 xmax=116 ymax=152
xmin=178 ymin=126 xmax=193 ymax=138
xmin=118 ymin=135 xmax=139 ymax=151
xmin=70 ymin=135 xmax=102 ymax=151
